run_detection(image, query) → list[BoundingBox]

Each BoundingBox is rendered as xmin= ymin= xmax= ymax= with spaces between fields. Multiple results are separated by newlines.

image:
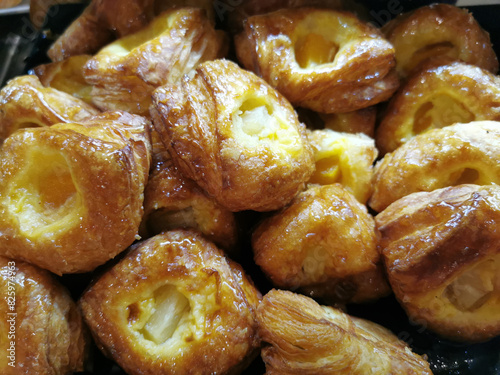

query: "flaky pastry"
xmin=83 ymin=7 xmax=227 ymax=115
xmin=235 ymin=8 xmax=399 ymax=113
xmin=376 ymin=61 xmax=500 ymax=154
xmin=0 ymin=111 xmax=151 ymax=274
xmin=80 ymin=230 xmax=261 ymax=375
xmin=308 ymin=129 xmax=378 ymax=203
xmin=257 ymin=289 xmax=433 ymax=374
xmin=0 ymin=256 xmax=88 ymax=374
xmin=377 ymin=184 xmax=500 ymax=342
xmin=383 ymin=3 xmax=498 ymax=78
xmin=253 ymin=184 xmax=389 ymax=304
xmin=0 ymin=75 xmax=99 ymax=144
xmin=152 ymin=59 xmax=314 ymax=212
xmin=370 ymin=121 xmax=500 ymax=212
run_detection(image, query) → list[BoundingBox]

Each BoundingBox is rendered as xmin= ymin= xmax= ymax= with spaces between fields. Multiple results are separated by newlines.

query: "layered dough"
xmin=83 ymin=7 xmax=227 ymax=115
xmin=370 ymin=121 xmax=500 ymax=212
xmin=257 ymin=289 xmax=433 ymax=374
xmin=253 ymin=184 xmax=389 ymax=304
xmin=152 ymin=59 xmax=314 ymax=212
xmin=79 ymin=230 xmax=261 ymax=375
xmin=377 ymin=184 xmax=500 ymax=342
xmin=0 ymin=112 xmax=151 ymax=274
xmin=235 ymin=8 xmax=399 ymax=113
xmin=383 ymin=3 xmax=498 ymax=77
xmin=376 ymin=61 xmax=500 ymax=154
xmin=0 ymin=256 xmax=88 ymax=374
xmin=0 ymin=75 xmax=99 ymax=144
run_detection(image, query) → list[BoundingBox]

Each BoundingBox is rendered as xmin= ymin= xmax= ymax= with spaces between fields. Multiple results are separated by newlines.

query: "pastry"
xmin=235 ymin=8 xmax=399 ymax=113
xmin=252 ymin=184 xmax=389 ymax=304
xmin=257 ymin=289 xmax=433 ymax=374
xmin=0 ymin=256 xmax=88 ymax=374
xmin=0 ymin=0 xmax=21 ymax=9
xmin=370 ymin=121 xmax=500 ymax=212
xmin=0 ymin=75 xmax=99 ymax=144
xmin=79 ymin=229 xmax=261 ymax=375
xmin=83 ymin=7 xmax=227 ymax=115
xmin=152 ymin=59 xmax=314 ymax=212
xmin=0 ymin=111 xmax=151 ymax=274
xmin=308 ymin=129 xmax=378 ymax=203
xmin=376 ymin=61 xmax=500 ymax=154
xmin=383 ymin=3 xmax=498 ymax=78
xmin=33 ymin=55 xmax=94 ymax=104
xmin=377 ymin=184 xmax=500 ymax=342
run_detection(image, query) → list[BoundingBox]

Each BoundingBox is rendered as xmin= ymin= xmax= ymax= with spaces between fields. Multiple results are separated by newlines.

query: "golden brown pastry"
xmin=83 ymin=7 xmax=227 ymax=115
xmin=0 ymin=111 xmax=151 ymax=274
xmin=370 ymin=121 xmax=500 ymax=212
xmin=152 ymin=58 xmax=314 ymax=212
xmin=377 ymin=184 xmax=500 ymax=342
xmin=321 ymin=107 xmax=377 ymax=137
xmin=257 ymin=289 xmax=433 ymax=374
xmin=253 ymin=184 xmax=389 ymax=304
xmin=80 ymin=229 xmax=261 ymax=375
xmin=0 ymin=75 xmax=99 ymax=144
xmin=235 ymin=8 xmax=399 ymax=114
xmin=383 ymin=4 xmax=498 ymax=78
xmin=376 ymin=61 xmax=500 ymax=154
xmin=33 ymin=55 xmax=94 ymax=104
xmin=308 ymin=129 xmax=378 ymax=203
xmin=0 ymin=256 xmax=88 ymax=374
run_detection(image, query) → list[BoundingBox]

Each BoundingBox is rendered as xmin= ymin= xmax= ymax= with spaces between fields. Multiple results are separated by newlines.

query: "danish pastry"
xmin=235 ymin=8 xmax=399 ymax=113
xmin=83 ymin=7 xmax=227 ymax=115
xmin=0 ymin=256 xmax=88 ymax=374
xmin=370 ymin=121 xmax=500 ymax=212
xmin=257 ymin=289 xmax=433 ymax=374
xmin=377 ymin=184 xmax=500 ymax=342
xmin=252 ymin=184 xmax=389 ymax=304
xmin=383 ymin=3 xmax=498 ymax=78
xmin=0 ymin=111 xmax=151 ymax=274
xmin=376 ymin=61 xmax=500 ymax=154
xmin=0 ymin=75 xmax=99 ymax=144
xmin=79 ymin=230 xmax=261 ymax=375
xmin=308 ymin=129 xmax=378 ymax=203
xmin=152 ymin=59 xmax=314 ymax=212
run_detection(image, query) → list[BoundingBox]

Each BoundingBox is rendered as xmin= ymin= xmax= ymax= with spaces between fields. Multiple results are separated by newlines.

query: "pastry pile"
xmin=1 ymin=1 xmax=499 ymax=374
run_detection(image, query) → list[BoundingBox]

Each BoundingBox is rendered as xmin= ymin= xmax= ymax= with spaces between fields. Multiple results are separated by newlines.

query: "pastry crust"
xmin=252 ymin=184 xmax=389 ymax=304
xmin=79 ymin=229 xmax=261 ymax=375
xmin=370 ymin=121 xmax=500 ymax=212
xmin=0 ymin=111 xmax=151 ymax=274
xmin=376 ymin=61 xmax=500 ymax=154
xmin=0 ymin=256 xmax=88 ymax=374
xmin=152 ymin=59 xmax=314 ymax=212
xmin=235 ymin=8 xmax=398 ymax=113
xmin=257 ymin=289 xmax=433 ymax=375
xmin=308 ymin=129 xmax=378 ymax=203
xmin=377 ymin=184 xmax=500 ymax=342
xmin=83 ymin=7 xmax=227 ymax=115
xmin=0 ymin=75 xmax=99 ymax=144
xmin=383 ymin=3 xmax=498 ymax=78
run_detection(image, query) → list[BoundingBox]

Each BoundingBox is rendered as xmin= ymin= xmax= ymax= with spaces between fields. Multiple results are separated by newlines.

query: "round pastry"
xmin=383 ymin=3 xmax=498 ymax=78
xmin=152 ymin=58 xmax=314 ymax=212
xmin=377 ymin=184 xmax=500 ymax=342
xmin=0 ymin=111 xmax=151 ymax=274
xmin=370 ymin=121 xmax=500 ymax=212
xmin=257 ymin=289 xmax=433 ymax=374
xmin=79 ymin=229 xmax=261 ymax=375
xmin=308 ymin=129 xmax=378 ymax=203
xmin=0 ymin=256 xmax=88 ymax=374
xmin=0 ymin=75 xmax=99 ymax=144
xmin=376 ymin=61 xmax=500 ymax=154
xmin=252 ymin=184 xmax=389 ymax=304
xmin=235 ymin=8 xmax=399 ymax=113
xmin=83 ymin=7 xmax=227 ymax=115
